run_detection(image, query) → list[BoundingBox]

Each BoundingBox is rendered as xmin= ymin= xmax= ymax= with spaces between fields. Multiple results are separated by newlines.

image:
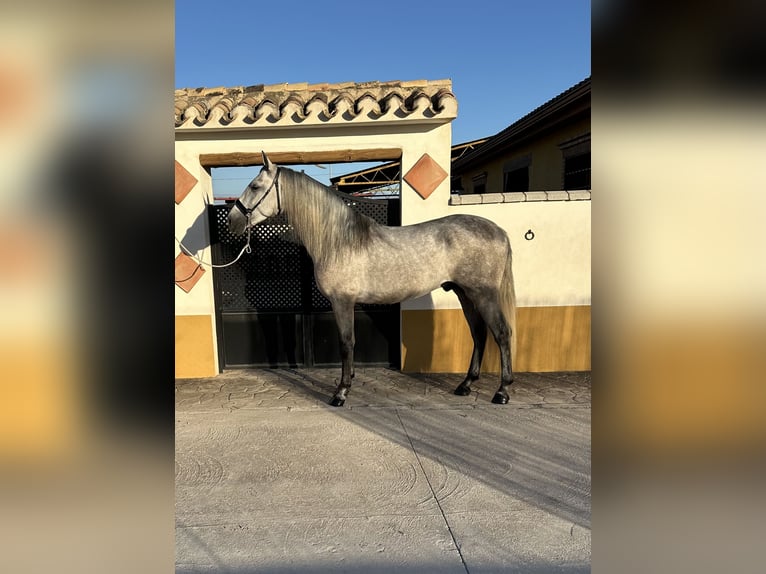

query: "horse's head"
xmin=227 ymin=151 xmax=282 ymax=235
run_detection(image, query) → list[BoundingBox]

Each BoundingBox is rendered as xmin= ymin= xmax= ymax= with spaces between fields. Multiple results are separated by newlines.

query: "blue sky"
xmin=176 ymin=0 xmax=590 ymax=191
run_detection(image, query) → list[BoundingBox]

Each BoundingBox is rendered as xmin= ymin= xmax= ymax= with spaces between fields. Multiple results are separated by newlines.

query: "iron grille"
xmin=209 ymin=194 xmax=398 ymax=312
xmin=211 ymin=209 xmax=304 ymax=311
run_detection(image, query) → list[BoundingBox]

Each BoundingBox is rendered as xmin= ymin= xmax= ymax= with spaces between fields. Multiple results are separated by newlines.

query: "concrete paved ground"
xmin=176 ymin=368 xmax=591 ymax=573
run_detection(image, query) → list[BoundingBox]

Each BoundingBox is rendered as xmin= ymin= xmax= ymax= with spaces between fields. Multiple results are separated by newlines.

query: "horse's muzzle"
xmin=227 ymin=207 xmax=248 ymax=236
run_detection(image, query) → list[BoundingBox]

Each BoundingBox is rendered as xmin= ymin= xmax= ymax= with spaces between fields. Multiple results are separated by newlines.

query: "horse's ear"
xmin=261 ymin=151 xmax=274 ymax=172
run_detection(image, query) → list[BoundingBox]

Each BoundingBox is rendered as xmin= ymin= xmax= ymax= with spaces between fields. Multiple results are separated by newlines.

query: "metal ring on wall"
xmin=525 ymin=229 xmax=535 ymax=241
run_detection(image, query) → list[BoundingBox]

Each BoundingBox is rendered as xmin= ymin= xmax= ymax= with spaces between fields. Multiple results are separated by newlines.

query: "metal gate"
xmin=209 ymin=195 xmax=401 ymax=370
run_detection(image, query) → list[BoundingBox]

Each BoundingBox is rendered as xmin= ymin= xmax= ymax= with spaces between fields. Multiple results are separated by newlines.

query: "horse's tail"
xmin=500 ymin=245 xmax=517 ymax=363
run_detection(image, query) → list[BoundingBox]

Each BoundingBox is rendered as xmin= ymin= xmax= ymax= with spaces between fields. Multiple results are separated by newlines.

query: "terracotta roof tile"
xmin=175 ymin=79 xmax=456 ymax=129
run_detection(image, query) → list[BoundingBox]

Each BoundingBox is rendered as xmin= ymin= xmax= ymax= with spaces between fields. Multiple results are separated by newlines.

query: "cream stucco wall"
xmin=399 ymin=123 xmax=453 ymax=226
xmin=175 ymin=120 xmax=455 ymax=376
xmin=175 ymin=145 xmax=216 ymax=316
xmin=400 ymin=196 xmax=591 ymax=373
xmin=401 ymin=198 xmax=591 ymax=311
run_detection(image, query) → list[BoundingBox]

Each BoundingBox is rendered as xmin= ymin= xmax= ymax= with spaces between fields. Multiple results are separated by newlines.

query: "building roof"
xmin=452 ymin=77 xmax=590 ymax=173
xmin=175 ymin=79 xmax=457 ymax=130
xmin=331 ymin=137 xmax=489 ymax=194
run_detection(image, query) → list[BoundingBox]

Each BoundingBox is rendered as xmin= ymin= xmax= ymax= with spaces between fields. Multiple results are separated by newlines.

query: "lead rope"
xmin=176 ymin=168 xmax=281 ymax=270
xmin=175 ymin=213 xmax=253 ymax=269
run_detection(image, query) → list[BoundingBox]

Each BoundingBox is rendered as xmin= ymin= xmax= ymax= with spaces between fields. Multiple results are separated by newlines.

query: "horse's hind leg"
xmin=330 ymin=298 xmax=355 ymax=407
xmin=447 ymin=284 xmax=487 ymax=396
xmin=475 ymin=296 xmax=514 ymax=404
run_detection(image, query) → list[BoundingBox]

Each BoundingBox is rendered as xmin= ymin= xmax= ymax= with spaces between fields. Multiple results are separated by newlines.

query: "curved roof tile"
xmin=175 ymin=79 xmax=457 ymax=129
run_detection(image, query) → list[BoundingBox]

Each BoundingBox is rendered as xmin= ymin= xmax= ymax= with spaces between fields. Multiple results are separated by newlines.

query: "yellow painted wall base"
xmin=401 ymin=306 xmax=590 ymax=373
xmin=175 ymin=315 xmax=217 ymax=378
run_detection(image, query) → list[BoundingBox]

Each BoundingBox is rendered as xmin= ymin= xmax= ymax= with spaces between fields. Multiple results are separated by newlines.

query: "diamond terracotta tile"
xmin=175 ymin=160 xmax=198 ymax=204
xmin=175 ymin=252 xmax=205 ymax=293
xmin=403 ymin=153 xmax=447 ymax=200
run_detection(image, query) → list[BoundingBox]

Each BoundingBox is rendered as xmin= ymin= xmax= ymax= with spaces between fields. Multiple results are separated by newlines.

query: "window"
xmin=564 ymin=152 xmax=590 ymax=190
xmin=559 ymin=134 xmax=590 ymax=190
xmin=503 ymin=155 xmax=531 ymax=192
xmin=503 ymin=167 xmax=528 ymax=192
xmin=471 ymin=172 xmax=487 ymax=194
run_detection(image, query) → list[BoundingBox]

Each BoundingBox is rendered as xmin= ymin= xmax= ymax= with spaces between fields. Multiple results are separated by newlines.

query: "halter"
xmin=176 ymin=168 xmax=283 ymax=271
xmin=232 ymin=167 xmax=282 ymax=226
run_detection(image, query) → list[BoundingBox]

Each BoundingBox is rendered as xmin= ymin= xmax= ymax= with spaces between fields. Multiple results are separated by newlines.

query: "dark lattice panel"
xmin=211 ymin=196 xmax=398 ymax=312
xmin=341 ymin=196 xmax=388 ymax=221
xmin=310 ymin=278 xmax=332 ymax=311
xmin=210 ymin=195 xmax=401 ymax=368
xmin=211 ymin=207 xmax=303 ymax=311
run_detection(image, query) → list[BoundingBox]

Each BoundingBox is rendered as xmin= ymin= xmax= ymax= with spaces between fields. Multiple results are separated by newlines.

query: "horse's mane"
xmin=279 ymin=167 xmax=377 ymax=263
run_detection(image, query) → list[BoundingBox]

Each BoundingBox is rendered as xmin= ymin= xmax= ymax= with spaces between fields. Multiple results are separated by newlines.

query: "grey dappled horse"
xmin=228 ymin=152 xmax=517 ymax=407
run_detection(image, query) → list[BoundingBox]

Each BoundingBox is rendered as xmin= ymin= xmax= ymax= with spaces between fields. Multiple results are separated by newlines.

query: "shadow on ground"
xmin=175 ymin=368 xmax=591 ymax=573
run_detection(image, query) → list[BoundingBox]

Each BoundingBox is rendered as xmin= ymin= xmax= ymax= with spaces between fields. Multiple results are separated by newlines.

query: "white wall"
xmin=402 ymin=196 xmax=592 ymax=311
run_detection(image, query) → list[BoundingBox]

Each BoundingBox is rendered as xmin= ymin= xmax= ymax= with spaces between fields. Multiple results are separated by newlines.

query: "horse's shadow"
xmin=259 ymin=367 xmax=590 ymax=530
xmin=178 ymin=206 xmax=212 ymax=255
xmin=247 ymin=313 xmax=300 ymax=368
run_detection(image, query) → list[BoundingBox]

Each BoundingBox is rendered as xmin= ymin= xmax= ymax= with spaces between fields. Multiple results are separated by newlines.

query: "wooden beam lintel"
xmin=199 ymin=149 xmax=402 ymax=168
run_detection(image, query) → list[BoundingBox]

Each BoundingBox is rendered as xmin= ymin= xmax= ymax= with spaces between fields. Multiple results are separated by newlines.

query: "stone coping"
xmin=449 ymin=189 xmax=591 ymax=205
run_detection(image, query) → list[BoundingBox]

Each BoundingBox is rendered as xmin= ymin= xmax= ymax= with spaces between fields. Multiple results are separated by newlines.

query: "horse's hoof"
xmin=492 ymin=392 xmax=509 ymax=404
xmin=454 ymin=385 xmax=472 ymax=396
xmin=329 ymin=396 xmax=346 ymax=407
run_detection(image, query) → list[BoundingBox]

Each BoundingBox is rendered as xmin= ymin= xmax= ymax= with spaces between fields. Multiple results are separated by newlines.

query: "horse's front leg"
xmin=330 ymin=298 xmax=355 ymax=407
